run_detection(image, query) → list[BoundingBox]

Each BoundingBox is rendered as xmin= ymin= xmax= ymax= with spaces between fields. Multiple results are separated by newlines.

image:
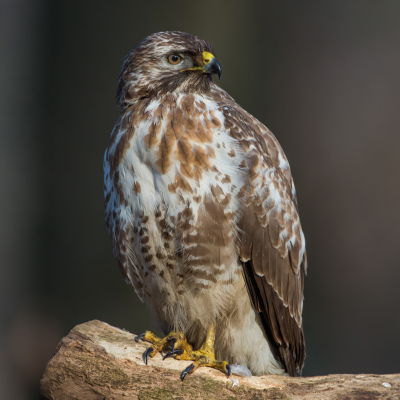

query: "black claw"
xmin=170 ymin=336 xmax=177 ymax=351
xmin=135 ymin=331 xmax=146 ymax=343
xmin=180 ymin=364 xmax=195 ymax=381
xmin=162 ymin=349 xmax=184 ymax=360
xmin=142 ymin=347 xmax=153 ymax=365
xmin=162 ymin=336 xmax=177 ymax=357
xmin=226 ymin=364 xmax=232 ymax=378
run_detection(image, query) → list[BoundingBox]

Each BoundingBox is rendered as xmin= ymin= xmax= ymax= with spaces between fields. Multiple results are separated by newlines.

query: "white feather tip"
xmin=229 ymin=364 xmax=252 ymax=377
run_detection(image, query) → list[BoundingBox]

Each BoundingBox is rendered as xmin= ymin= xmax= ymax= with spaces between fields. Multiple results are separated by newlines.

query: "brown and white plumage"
xmin=104 ymin=31 xmax=307 ymax=376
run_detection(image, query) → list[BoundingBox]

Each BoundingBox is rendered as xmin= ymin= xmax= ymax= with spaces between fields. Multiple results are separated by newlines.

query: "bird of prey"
xmin=104 ymin=31 xmax=307 ymax=380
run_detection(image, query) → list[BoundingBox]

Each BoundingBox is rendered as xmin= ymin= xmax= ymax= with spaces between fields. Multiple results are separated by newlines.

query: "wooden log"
xmin=39 ymin=320 xmax=399 ymax=399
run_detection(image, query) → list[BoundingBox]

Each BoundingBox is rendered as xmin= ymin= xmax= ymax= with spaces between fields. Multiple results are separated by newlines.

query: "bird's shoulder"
xmin=208 ymin=84 xmax=293 ymax=183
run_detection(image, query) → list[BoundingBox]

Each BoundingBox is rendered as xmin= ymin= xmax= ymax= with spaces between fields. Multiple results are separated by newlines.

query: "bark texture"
xmin=39 ymin=320 xmax=400 ymax=399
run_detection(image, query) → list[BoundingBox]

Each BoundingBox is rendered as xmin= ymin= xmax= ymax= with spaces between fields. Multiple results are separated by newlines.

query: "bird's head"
xmin=116 ymin=31 xmax=222 ymax=110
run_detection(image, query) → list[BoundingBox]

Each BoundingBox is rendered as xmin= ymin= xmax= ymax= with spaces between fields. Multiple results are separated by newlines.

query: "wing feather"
xmin=240 ymin=206 xmax=256 ymax=262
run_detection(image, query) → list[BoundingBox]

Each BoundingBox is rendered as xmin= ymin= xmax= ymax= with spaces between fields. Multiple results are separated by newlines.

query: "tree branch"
xmin=39 ymin=320 xmax=399 ymax=399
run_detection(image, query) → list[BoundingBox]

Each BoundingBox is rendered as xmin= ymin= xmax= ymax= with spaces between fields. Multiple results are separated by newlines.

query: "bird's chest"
xmin=117 ymin=98 xmax=240 ymax=214
xmin=117 ymin=98 xmax=245 ymax=295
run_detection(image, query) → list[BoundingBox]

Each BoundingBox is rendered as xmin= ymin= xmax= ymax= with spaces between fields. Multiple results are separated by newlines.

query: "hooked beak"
xmin=202 ymin=51 xmax=222 ymax=80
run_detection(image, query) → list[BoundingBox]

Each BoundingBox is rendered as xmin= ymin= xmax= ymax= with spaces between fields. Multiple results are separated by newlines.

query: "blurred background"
xmin=2 ymin=0 xmax=400 ymax=398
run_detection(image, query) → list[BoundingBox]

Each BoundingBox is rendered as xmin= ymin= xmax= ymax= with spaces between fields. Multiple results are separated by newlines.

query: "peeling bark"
xmin=39 ymin=320 xmax=399 ymax=399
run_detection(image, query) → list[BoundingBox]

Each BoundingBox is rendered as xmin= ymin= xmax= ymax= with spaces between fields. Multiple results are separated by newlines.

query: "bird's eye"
xmin=168 ymin=54 xmax=182 ymax=65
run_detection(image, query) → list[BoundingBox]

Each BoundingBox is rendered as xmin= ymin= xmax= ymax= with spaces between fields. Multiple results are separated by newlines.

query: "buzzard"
xmin=104 ymin=31 xmax=307 ymax=380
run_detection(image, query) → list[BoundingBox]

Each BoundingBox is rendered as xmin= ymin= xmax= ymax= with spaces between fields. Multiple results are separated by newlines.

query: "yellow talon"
xmin=135 ymin=324 xmax=230 ymax=380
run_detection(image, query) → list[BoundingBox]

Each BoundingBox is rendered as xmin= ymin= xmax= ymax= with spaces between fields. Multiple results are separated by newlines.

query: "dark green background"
xmin=2 ymin=1 xmax=400 ymax=398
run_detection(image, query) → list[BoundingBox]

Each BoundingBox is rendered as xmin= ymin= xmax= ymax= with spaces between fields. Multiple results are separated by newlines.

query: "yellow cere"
xmin=202 ymin=51 xmax=215 ymax=65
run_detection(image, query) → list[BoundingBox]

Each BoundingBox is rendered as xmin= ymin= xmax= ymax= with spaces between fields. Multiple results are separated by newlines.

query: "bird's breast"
xmin=110 ymin=94 xmax=246 ymax=212
xmin=104 ymin=93 xmax=249 ymax=329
